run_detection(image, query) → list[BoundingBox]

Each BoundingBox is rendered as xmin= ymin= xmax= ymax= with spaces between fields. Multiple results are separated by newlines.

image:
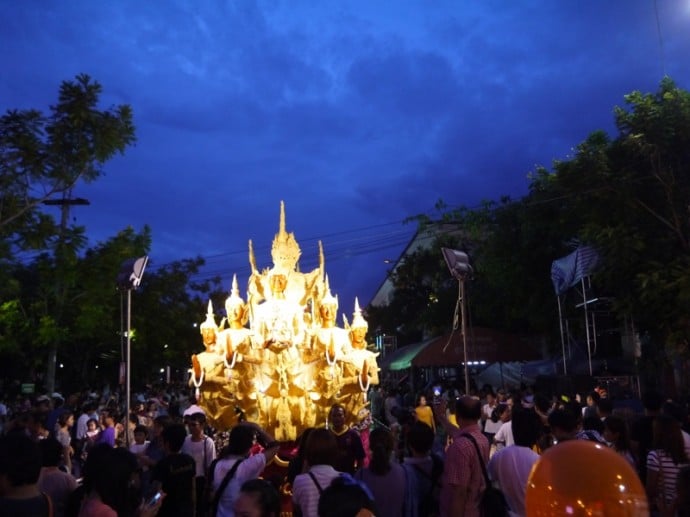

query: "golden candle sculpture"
xmin=189 ymin=201 xmax=379 ymax=439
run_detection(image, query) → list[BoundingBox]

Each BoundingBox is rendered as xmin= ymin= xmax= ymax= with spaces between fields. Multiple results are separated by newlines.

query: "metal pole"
xmin=581 ymin=277 xmax=593 ymax=376
xmin=557 ymin=295 xmax=568 ymax=375
xmin=126 ymin=288 xmax=132 ymax=447
xmin=460 ymin=278 xmax=470 ymax=395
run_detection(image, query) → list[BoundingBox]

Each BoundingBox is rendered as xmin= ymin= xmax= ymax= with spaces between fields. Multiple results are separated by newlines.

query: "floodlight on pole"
xmin=117 ymin=255 xmax=148 ymax=447
xmin=441 ymin=248 xmax=472 ymax=395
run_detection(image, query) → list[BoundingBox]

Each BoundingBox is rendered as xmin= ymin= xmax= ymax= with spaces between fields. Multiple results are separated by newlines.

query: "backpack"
xmin=411 ymin=453 xmax=443 ymax=517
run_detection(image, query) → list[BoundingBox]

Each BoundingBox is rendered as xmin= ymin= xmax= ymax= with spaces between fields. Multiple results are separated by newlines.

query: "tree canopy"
xmin=367 ymin=78 xmax=690 ymax=391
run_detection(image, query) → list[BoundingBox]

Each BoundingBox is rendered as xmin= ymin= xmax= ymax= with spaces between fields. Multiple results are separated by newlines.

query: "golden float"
xmin=189 ymin=202 xmax=379 ymax=439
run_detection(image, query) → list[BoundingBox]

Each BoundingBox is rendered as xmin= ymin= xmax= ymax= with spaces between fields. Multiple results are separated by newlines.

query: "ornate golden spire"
xmin=271 ymin=201 xmax=301 ymax=272
xmin=200 ymin=300 xmax=217 ymax=330
xmin=226 ymin=274 xmax=244 ymax=307
xmin=320 ymin=275 xmax=338 ymax=308
xmin=351 ymin=297 xmax=368 ymax=329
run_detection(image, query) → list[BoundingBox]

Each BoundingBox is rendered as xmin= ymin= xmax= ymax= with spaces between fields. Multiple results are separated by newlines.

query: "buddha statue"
xmin=247 ymin=201 xmax=324 ymax=314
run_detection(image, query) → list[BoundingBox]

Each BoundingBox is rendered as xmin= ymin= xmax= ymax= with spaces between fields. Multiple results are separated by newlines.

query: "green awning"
xmin=384 ymin=338 xmax=436 ymax=371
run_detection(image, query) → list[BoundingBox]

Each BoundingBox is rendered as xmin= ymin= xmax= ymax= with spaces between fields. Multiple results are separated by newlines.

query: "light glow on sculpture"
xmin=188 ymin=201 xmax=379 ymax=440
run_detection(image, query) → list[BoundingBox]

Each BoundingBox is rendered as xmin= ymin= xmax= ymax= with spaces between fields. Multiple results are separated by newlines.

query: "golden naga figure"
xmin=188 ymin=201 xmax=379 ymax=439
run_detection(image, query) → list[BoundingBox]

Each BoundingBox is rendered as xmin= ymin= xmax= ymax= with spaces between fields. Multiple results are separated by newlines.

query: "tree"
xmin=0 ymin=74 xmax=135 ymax=249
xmin=0 ymin=74 xmax=136 ymax=392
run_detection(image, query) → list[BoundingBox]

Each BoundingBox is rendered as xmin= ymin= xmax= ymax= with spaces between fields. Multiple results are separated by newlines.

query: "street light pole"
xmin=441 ymin=248 xmax=473 ymax=395
xmin=117 ymin=256 xmax=149 ymax=447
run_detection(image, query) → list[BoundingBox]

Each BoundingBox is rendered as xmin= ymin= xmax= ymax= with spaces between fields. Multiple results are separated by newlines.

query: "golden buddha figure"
xmin=247 ymin=201 xmax=324 ymax=313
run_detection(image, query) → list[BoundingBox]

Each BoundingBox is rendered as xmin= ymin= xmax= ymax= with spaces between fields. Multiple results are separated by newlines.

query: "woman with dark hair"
xmin=210 ymin=422 xmax=279 ymax=517
xmin=317 ymin=474 xmax=378 ymax=517
xmin=603 ymin=415 xmax=635 ymax=468
xmin=354 ymin=427 xmax=405 ymax=517
xmin=56 ymin=410 xmax=75 ymax=474
xmin=646 ymin=414 xmax=690 ymax=512
xmin=287 ymin=427 xmax=315 ymax=484
xmin=72 ymin=443 xmax=162 ymax=517
xmin=292 ymin=429 xmax=341 ymax=517
xmin=232 ymin=478 xmax=281 ymax=517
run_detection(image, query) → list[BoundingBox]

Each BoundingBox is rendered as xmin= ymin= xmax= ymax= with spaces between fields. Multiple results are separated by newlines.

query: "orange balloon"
xmin=526 ymin=440 xmax=648 ymax=516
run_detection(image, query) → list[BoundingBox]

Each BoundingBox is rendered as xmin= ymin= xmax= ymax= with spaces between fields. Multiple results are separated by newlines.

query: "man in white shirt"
xmin=212 ymin=423 xmax=279 ymax=517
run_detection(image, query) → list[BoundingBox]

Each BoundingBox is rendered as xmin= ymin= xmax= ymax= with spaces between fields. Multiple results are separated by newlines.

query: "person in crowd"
xmin=662 ymin=400 xmax=690 ymax=456
xmin=139 ymin=415 xmax=171 ymax=498
xmin=492 ymin=402 xmax=513 ymax=450
xmin=631 ymin=390 xmax=664 ymax=484
xmin=437 ymin=396 xmax=489 ymax=517
xmin=547 ymin=407 xmax=579 ymax=443
xmin=328 ymin=404 xmax=365 ymax=474
xmin=38 ymin=438 xmax=78 ymax=517
xmin=596 ymin=398 xmax=614 ymax=422
xmin=578 ymin=414 xmax=607 ymax=444
xmin=181 ymin=411 xmax=216 ymax=517
xmin=232 ymin=478 xmax=281 ymax=517
xmin=29 ymin=410 xmax=51 ymax=441
xmin=317 ymin=475 xmax=378 ymax=517
xmin=46 ymin=393 xmax=67 ymax=437
xmin=402 ymin=421 xmax=443 ymax=517
xmin=97 ymin=411 xmax=117 ymax=447
xmin=72 ymin=443 xmax=161 ymax=517
xmin=287 ymin=427 xmax=316 ymax=485
xmin=603 ymin=415 xmax=636 ymax=467
xmin=384 ymin=389 xmax=400 ymax=429
xmin=414 ymin=394 xmax=435 ymax=433
xmin=646 ymin=414 xmax=690 ymax=513
xmin=293 ymin=428 xmax=342 ymax=517
xmin=0 ymin=432 xmax=52 ymax=516
xmin=487 ymin=408 xmax=541 ymax=516
xmin=481 ymin=389 xmax=502 ymax=444
xmin=151 ymin=423 xmax=196 ymax=517
xmin=580 ymin=390 xmax=600 ymax=420
xmin=56 ymin=410 xmax=75 ymax=474
xmin=211 ymin=422 xmax=279 ymax=517
xmin=674 ymin=465 xmax=690 ymax=517
xmin=354 ymin=427 xmax=405 ymax=517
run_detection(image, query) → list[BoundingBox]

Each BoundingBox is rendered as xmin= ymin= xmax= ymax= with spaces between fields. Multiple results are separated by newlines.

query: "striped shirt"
xmin=647 ymin=449 xmax=689 ymax=505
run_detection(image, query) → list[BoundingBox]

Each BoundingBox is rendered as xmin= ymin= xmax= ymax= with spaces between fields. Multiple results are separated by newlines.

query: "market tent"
xmin=380 ymin=338 xmax=436 ymax=372
xmin=412 ymin=327 xmax=540 ymax=367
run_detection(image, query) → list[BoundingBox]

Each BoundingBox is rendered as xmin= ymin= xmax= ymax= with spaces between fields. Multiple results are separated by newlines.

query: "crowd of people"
xmin=1 ymin=381 xmax=690 ymax=516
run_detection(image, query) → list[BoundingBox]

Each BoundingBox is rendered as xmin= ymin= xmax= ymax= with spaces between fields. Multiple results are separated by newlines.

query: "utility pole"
xmin=42 ymin=193 xmax=90 ymax=395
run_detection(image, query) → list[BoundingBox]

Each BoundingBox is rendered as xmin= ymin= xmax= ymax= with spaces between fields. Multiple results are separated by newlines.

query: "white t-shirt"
xmin=493 ymin=421 xmax=514 ymax=449
xmin=214 ymin=453 xmax=266 ymax=517
xmin=182 ymin=435 xmax=216 ymax=478
xmin=482 ymin=403 xmax=503 ymax=434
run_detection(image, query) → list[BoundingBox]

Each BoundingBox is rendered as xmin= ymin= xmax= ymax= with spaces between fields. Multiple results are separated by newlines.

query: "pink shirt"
xmin=440 ymin=424 xmax=489 ymax=517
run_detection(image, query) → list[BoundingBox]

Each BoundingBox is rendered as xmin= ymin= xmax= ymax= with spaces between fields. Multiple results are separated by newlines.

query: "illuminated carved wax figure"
xmin=189 ymin=201 xmax=379 ymax=441
xmin=189 ymin=301 xmax=231 ymax=420
xmin=339 ymin=298 xmax=380 ymax=417
xmin=216 ymin=274 xmax=260 ymax=419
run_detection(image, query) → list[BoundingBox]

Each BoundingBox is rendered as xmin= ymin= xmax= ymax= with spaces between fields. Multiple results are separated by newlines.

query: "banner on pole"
xmin=551 ymin=246 xmax=599 ymax=295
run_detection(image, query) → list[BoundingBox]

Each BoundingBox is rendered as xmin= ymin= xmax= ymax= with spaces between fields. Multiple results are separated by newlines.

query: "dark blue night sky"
xmin=2 ymin=1 xmax=689 ymax=314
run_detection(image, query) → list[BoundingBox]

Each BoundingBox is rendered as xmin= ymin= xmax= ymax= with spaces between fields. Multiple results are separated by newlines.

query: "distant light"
xmin=95 ymin=365 xmax=99 ymax=369
xmin=159 ymin=368 xmax=165 ymax=373
xmin=164 ymin=344 xmax=169 ymax=348
xmin=59 ymin=363 xmax=64 ymax=368
xmin=383 ymin=259 xmax=394 ymax=264
xmin=192 ymin=323 xmax=198 ymax=328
